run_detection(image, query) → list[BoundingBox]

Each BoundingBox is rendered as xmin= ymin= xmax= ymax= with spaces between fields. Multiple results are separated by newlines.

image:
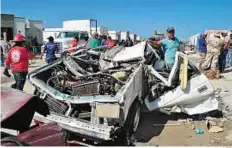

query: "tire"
xmin=1 ymin=137 xmax=28 ymax=146
xmin=123 ymin=99 xmax=141 ymax=145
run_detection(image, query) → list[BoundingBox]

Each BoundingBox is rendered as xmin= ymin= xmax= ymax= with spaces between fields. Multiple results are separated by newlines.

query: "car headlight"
xmin=23 ymin=80 xmax=36 ymax=95
xmin=95 ymin=103 xmax=120 ymax=118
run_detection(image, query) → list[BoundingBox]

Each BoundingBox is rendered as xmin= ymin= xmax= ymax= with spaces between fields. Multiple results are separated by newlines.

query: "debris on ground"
xmin=206 ymin=116 xmax=217 ymax=121
xmin=208 ymin=126 xmax=224 ymax=133
xmin=205 ymin=117 xmax=227 ymax=133
xmin=153 ymin=123 xmax=181 ymax=127
xmin=218 ymin=119 xmax=226 ymax=128
xmin=187 ymin=118 xmax=193 ymax=123
xmin=208 ymin=120 xmax=217 ymax=126
xmin=191 ymin=124 xmax=196 ymax=130
xmin=178 ymin=119 xmax=187 ymax=123
xmin=195 ymin=128 xmax=204 ymax=135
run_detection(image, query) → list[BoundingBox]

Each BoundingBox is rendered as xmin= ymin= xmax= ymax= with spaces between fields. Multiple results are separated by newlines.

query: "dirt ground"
xmin=134 ymin=111 xmax=232 ymax=146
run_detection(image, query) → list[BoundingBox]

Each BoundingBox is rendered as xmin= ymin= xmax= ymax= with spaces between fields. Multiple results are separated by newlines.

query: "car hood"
xmin=1 ymin=87 xmax=48 ymax=131
xmin=1 ymin=87 xmax=35 ymax=122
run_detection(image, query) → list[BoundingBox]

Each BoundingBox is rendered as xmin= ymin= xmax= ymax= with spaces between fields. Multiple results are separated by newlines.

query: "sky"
xmin=1 ymin=0 xmax=232 ymax=39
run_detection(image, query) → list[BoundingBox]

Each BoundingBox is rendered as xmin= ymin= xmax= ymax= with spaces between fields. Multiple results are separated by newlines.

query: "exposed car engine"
xmin=33 ymin=54 xmax=135 ymax=121
xmin=43 ymin=64 xmax=128 ymax=96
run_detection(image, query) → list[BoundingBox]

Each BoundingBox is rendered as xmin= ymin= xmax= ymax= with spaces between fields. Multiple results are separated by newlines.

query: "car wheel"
xmin=1 ymin=137 xmax=28 ymax=146
xmin=124 ymin=99 xmax=141 ymax=145
xmin=133 ymin=104 xmax=141 ymax=132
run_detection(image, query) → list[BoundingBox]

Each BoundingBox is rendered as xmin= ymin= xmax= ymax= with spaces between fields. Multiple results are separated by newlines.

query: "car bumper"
xmin=34 ymin=113 xmax=115 ymax=141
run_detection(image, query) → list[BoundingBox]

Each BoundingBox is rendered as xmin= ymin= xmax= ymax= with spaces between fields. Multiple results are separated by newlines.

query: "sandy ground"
xmin=134 ymin=112 xmax=232 ymax=146
xmin=1 ymin=56 xmax=232 ymax=146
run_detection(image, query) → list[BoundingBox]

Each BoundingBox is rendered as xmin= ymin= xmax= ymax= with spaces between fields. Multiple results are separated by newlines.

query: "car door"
xmin=145 ymin=53 xmax=216 ymax=115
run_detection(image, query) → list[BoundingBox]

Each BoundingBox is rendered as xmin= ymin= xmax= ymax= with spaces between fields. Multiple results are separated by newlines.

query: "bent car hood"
xmin=1 ymin=87 xmax=37 ymax=131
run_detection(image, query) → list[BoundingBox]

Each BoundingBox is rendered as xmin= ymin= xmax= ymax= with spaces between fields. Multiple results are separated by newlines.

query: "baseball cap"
xmin=167 ymin=27 xmax=175 ymax=33
xmin=47 ymin=36 xmax=54 ymax=41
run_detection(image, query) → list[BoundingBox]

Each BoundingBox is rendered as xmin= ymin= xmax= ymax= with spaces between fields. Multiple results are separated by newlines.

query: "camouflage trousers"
xmin=202 ymin=52 xmax=219 ymax=70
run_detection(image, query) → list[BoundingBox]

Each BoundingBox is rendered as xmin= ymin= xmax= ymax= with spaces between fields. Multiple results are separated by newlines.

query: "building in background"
xmin=136 ymin=36 xmax=141 ymax=41
xmin=120 ymin=31 xmax=130 ymax=40
xmin=25 ymin=19 xmax=43 ymax=44
xmin=1 ymin=13 xmax=43 ymax=44
xmin=1 ymin=14 xmax=14 ymax=41
xmin=14 ymin=17 xmax=26 ymax=37
xmin=62 ymin=19 xmax=98 ymax=37
xmin=91 ymin=27 xmax=108 ymax=35
xmin=129 ymin=33 xmax=137 ymax=41
xmin=108 ymin=30 xmax=121 ymax=41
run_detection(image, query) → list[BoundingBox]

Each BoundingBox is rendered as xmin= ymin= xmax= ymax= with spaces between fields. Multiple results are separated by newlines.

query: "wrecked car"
xmin=1 ymin=87 xmax=90 ymax=146
xmin=24 ymin=41 xmax=218 ymax=144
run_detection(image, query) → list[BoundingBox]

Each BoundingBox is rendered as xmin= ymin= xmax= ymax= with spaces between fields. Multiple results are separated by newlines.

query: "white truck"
xmin=54 ymin=30 xmax=89 ymax=56
xmin=43 ymin=19 xmax=98 ymax=56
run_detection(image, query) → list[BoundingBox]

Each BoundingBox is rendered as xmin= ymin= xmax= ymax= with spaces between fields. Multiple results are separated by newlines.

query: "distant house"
xmin=1 ymin=13 xmax=43 ymax=44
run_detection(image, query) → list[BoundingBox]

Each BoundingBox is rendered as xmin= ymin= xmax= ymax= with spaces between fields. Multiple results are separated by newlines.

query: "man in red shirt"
xmin=69 ymin=36 xmax=79 ymax=48
xmin=4 ymin=34 xmax=29 ymax=90
xmin=106 ymin=36 xmax=116 ymax=47
xmin=67 ymin=36 xmax=79 ymax=53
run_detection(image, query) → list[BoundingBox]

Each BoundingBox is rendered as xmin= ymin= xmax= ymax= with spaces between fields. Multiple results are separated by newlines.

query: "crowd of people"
xmin=65 ymin=33 xmax=135 ymax=53
xmin=86 ymin=33 xmax=134 ymax=49
xmin=197 ymin=31 xmax=232 ymax=75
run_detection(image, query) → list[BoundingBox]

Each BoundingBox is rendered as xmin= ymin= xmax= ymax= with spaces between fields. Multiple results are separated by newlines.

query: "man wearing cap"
xmin=152 ymin=27 xmax=180 ymax=70
xmin=40 ymin=36 xmax=58 ymax=64
xmin=87 ymin=33 xmax=100 ymax=50
xmin=4 ymin=34 xmax=29 ymax=90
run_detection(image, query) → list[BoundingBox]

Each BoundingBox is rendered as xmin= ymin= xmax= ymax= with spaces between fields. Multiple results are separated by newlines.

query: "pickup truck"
xmin=24 ymin=41 xmax=218 ymax=145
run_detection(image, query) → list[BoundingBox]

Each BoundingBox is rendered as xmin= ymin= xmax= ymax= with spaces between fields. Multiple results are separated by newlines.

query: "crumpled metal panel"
xmin=18 ymin=122 xmax=67 ymax=146
xmin=1 ymin=87 xmax=34 ymax=122
xmin=1 ymin=122 xmax=67 ymax=146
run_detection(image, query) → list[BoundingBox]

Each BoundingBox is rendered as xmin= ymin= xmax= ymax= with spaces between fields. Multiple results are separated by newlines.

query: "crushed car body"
xmin=25 ymin=41 xmax=218 ymax=142
xmin=0 ymin=88 xmax=82 ymax=146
